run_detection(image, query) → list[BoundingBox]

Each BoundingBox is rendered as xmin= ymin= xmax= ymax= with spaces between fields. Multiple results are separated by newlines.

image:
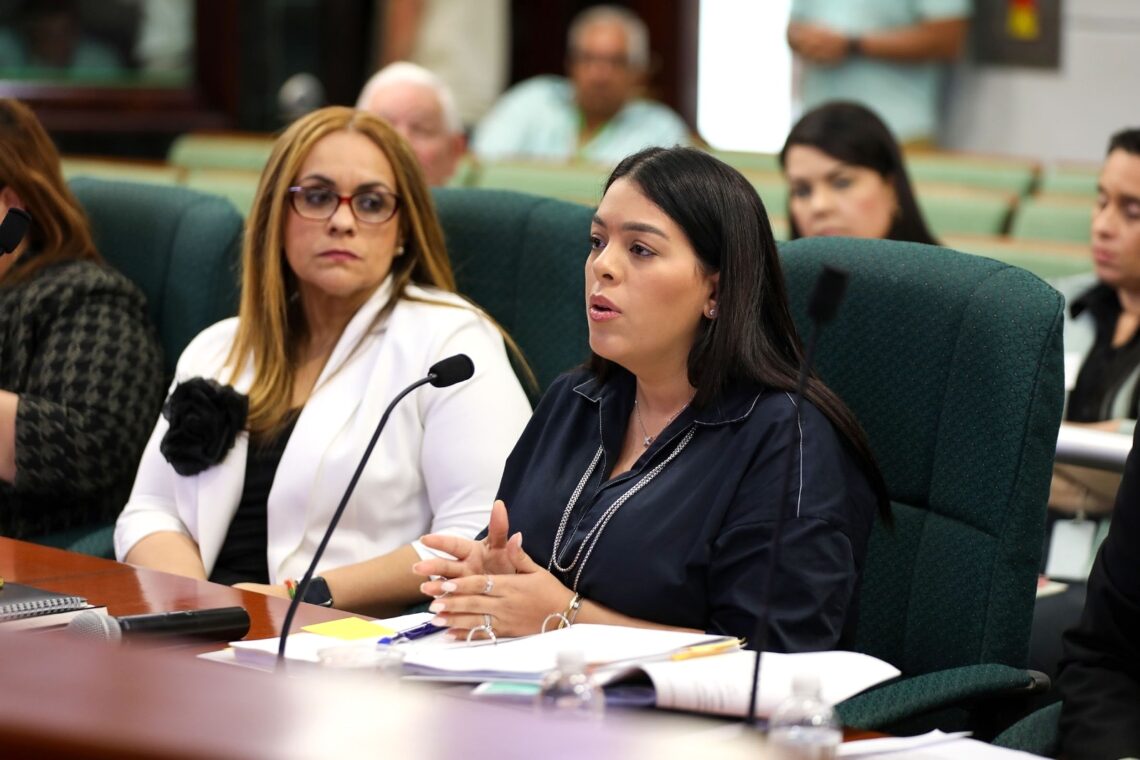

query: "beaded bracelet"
xmin=284 ymin=578 xmax=298 ymax=599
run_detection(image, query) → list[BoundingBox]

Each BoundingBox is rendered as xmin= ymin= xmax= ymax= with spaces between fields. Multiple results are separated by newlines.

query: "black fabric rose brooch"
xmin=159 ymin=378 xmax=249 ymax=476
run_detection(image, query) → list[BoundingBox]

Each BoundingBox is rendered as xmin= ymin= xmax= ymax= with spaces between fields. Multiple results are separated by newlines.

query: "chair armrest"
xmin=836 ymin=663 xmax=1043 ymax=731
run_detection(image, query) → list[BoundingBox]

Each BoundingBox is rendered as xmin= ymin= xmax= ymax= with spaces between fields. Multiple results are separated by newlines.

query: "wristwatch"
xmin=301 ymin=576 xmax=334 ymax=607
xmin=846 ymin=36 xmax=862 ymax=57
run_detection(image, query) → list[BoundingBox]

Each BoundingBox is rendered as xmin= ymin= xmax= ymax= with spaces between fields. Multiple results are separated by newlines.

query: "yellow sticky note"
xmin=301 ymin=617 xmax=395 ymax=640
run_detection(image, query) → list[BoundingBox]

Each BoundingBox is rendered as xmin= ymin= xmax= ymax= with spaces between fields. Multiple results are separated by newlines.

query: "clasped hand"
xmin=413 ymin=500 xmax=575 ymax=639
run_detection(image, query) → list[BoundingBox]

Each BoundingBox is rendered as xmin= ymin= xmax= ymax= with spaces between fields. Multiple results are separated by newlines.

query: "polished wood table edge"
xmin=0 ymin=536 xmax=353 ymax=644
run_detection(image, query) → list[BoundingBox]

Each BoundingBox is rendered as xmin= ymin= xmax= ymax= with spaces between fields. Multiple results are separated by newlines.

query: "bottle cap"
xmin=555 ymin=649 xmax=587 ymax=671
xmin=791 ymin=672 xmax=822 ymax=698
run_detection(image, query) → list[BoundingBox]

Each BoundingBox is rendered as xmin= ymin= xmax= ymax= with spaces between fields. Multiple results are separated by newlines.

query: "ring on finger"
xmin=467 ymin=613 xmax=497 ymax=645
xmin=482 ymin=575 xmax=495 ymax=595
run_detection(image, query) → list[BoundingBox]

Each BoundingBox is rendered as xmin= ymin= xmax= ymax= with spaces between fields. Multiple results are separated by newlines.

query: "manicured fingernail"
xmin=429 ymin=601 xmax=445 ymax=613
xmin=431 ymin=615 xmax=447 ymax=626
xmin=440 ymin=581 xmax=457 ymax=593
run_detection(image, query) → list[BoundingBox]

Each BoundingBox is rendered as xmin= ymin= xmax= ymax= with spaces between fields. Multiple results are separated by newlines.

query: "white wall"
xmin=944 ymin=1 xmax=1140 ymax=162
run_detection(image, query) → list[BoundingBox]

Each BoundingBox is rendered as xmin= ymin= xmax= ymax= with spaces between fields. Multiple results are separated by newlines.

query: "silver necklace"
xmin=634 ymin=394 xmax=694 ymax=448
xmin=548 ymin=426 xmax=696 ymax=591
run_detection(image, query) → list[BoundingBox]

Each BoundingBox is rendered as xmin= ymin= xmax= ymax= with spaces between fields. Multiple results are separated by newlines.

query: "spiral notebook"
xmin=0 ymin=582 xmax=90 ymax=624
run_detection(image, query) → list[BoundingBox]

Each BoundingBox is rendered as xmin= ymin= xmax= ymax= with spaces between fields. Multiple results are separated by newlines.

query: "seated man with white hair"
xmin=356 ymin=62 xmax=466 ymax=186
xmin=472 ymin=4 xmax=689 ymax=165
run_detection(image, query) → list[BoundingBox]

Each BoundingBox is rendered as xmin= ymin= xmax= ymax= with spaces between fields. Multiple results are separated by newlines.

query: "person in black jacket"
xmin=1056 ymin=422 xmax=1140 ymax=759
xmin=0 ymin=98 xmax=163 ymax=540
xmin=413 ymin=146 xmax=888 ymax=650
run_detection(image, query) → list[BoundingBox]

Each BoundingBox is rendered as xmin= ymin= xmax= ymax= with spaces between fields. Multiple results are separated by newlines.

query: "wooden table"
xmin=0 ymin=536 xmax=347 ymax=645
xmin=0 ymin=538 xmax=781 ymax=759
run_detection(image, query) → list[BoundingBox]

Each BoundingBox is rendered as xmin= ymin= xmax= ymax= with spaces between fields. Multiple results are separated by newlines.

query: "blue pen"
xmin=378 ymin=621 xmax=446 ymax=645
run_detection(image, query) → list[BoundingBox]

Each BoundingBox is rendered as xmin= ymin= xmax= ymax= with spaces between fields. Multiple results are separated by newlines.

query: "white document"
xmin=630 ymin=649 xmax=900 ymax=719
xmin=401 ymin=624 xmax=732 ymax=682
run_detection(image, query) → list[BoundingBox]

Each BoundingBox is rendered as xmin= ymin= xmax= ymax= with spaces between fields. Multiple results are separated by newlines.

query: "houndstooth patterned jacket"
xmin=0 ymin=257 xmax=164 ymax=539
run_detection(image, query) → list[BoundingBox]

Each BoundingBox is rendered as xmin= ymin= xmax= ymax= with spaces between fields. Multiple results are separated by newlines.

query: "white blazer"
xmin=114 ymin=279 xmax=532 ymax=582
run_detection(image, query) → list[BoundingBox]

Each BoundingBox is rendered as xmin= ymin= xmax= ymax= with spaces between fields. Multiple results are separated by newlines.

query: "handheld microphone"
xmin=65 ymin=606 xmax=251 ymax=645
xmin=745 ymin=265 xmax=849 ymax=726
xmin=0 ymin=208 xmax=31 ymax=254
xmin=276 ymin=354 xmax=476 ymax=667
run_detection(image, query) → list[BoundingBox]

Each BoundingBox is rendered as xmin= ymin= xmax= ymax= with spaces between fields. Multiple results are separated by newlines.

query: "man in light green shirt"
xmin=788 ymin=0 xmax=971 ymax=145
xmin=472 ymin=5 xmax=689 ymax=165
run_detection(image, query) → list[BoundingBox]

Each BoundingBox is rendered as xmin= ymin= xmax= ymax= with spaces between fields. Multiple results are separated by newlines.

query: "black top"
xmin=1057 ymin=422 xmax=1140 ymax=759
xmin=496 ymin=368 xmax=878 ymax=652
xmin=0 ymin=256 xmax=164 ymax=539
xmin=209 ymin=415 xmax=300 ymax=586
xmin=1067 ymin=284 xmax=1140 ymax=422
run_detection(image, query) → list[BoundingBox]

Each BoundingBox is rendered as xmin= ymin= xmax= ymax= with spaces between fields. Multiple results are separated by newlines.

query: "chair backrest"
xmin=779 ymin=237 xmax=1065 ymax=676
xmin=1010 ymin=197 xmax=1093 ymax=244
xmin=70 ymin=178 xmax=244 ymax=378
xmin=432 ymin=188 xmax=592 ymax=401
xmin=469 ymin=162 xmax=611 ymax=207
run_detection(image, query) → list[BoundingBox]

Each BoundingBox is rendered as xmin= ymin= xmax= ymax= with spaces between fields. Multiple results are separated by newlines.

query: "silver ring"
xmin=467 ymin=614 xmax=497 ymax=645
xmin=482 ymin=575 xmax=495 ymax=595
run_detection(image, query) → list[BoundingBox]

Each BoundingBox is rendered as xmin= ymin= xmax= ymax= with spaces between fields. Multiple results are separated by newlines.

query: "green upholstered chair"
xmin=50 ymin=178 xmax=244 ymax=558
xmin=906 ymin=155 xmax=1038 ymax=196
xmin=167 ymin=132 xmax=275 ymax=172
xmin=992 ymin=702 xmax=1061 ymax=756
xmin=778 ymin=237 xmax=1065 ymax=736
xmin=1011 ymin=198 xmax=1093 ymax=245
xmin=918 ymin=192 xmax=1015 ymax=237
xmin=469 ymin=161 xmax=612 ymax=207
xmin=432 ymin=188 xmax=593 ymax=401
xmin=70 ymin=177 xmax=244 ymax=379
xmin=1038 ymin=164 xmax=1099 ymax=199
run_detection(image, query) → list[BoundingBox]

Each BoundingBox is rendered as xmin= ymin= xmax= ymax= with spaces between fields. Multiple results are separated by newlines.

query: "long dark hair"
xmin=780 ymin=101 xmax=937 ymax=246
xmin=591 ymin=146 xmax=889 ymax=516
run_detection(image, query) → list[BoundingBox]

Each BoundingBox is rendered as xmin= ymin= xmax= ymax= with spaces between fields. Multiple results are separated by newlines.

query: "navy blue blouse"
xmin=497 ymin=368 xmax=877 ymax=653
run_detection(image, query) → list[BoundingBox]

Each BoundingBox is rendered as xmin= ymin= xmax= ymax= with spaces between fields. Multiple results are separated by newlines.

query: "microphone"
xmin=745 ymin=265 xmax=849 ymax=726
xmin=427 ymin=353 xmax=474 ymax=388
xmin=65 ymin=606 xmax=251 ymax=645
xmin=276 ymin=354 xmax=476 ymax=667
xmin=0 ymin=208 xmax=31 ymax=254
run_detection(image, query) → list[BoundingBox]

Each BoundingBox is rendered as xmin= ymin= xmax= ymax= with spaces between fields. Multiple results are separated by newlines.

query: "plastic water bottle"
xmin=535 ymin=650 xmax=605 ymax=718
xmin=767 ymin=673 xmax=841 ymax=760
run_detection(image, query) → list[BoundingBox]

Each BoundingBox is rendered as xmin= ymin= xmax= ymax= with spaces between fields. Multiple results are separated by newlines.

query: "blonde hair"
xmin=0 ymin=98 xmax=102 ymax=283
xmin=226 ymin=106 xmax=457 ymax=435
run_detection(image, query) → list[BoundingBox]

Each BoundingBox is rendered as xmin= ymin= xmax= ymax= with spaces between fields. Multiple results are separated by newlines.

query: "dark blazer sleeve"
xmin=1057 ymin=424 xmax=1140 ymax=760
xmin=13 ymin=266 xmax=164 ymax=497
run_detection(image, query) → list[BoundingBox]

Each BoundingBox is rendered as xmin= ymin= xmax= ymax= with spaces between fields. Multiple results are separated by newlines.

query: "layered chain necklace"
xmin=547 ymin=424 xmax=696 ymax=591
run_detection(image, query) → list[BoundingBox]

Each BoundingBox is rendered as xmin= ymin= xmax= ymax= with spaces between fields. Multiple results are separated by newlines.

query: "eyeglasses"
xmin=287 ymin=185 xmax=401 ymax=224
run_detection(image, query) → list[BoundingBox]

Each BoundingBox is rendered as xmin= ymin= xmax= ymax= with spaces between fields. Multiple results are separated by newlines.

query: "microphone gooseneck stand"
xmin=276 ymin=354 xmax=475 ymax=668
xmin=745 ymin=265 xmax=849 ymax=726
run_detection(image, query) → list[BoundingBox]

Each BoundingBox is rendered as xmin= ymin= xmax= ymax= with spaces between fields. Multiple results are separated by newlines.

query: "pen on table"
xmin=377 ymin=621 xmax=446 ymax=645
xmin=670 ymin=639 xmax=741 ymax=661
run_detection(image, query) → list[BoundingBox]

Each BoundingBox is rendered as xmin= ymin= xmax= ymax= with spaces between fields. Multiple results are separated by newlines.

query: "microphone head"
xmin=807 ymin=265 xmax=850 ymax=325
xmin=65 ymin=611 xmax=123 ymax=644
xmin=428 ymin=354 xmax=474 ymax=388
xmin=0 ymin=208 xmax=31 ymax=254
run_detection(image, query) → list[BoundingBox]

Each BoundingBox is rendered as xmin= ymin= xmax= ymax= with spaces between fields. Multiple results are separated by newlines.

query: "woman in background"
xmin=0 ymin=98 xmax=163 ymax=540
xmin=115 ymin=107 xmax=530 ymax=616
xmin=415 ymin=147 xmax=887 ymax=650
xmin=781 ymin=101 xmax=938 ymax=245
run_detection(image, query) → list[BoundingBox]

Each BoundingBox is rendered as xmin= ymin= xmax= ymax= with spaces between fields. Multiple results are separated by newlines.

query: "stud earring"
xmin=708 ymin=306 xmax=718 ymax=319
xmin=395 ymin=244 xmax=405 ymax=256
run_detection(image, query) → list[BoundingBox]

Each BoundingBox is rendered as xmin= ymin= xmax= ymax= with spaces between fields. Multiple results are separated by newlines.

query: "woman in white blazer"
xmin=114 ymin=107 xmax=531 ymax=615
